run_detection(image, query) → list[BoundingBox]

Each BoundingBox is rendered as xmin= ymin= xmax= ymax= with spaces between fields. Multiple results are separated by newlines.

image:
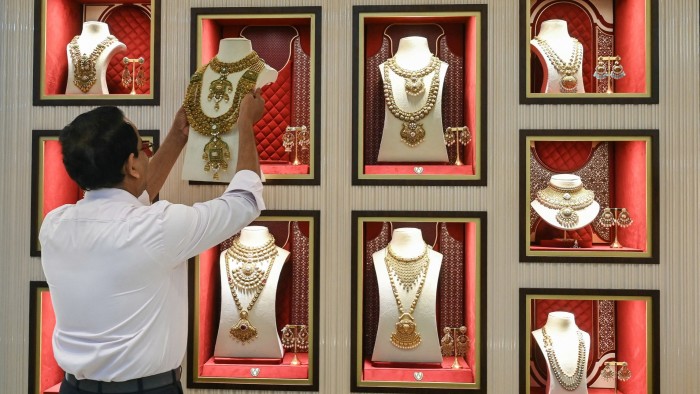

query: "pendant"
xmin=208 ymin=74 xmax=233 ymax=111
xmin=555 ymin=207 xmax=579 ymax=228
xmin=559 ymin=74 xmax=578 ymax=93
xmin=229 ymin=311 xmax=258 ymax=343
xmin=390 ymin=313 xmax=421 ymax=349
xmin=400 ymin=122 xmax=426 ymax=147
xmin=202 ymin=136 xmax=231 ymax=180
xmin=404 ymin=77 xmax=425 ymax=96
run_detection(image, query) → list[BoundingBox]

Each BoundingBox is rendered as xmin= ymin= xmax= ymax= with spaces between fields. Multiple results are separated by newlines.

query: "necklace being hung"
xmin=383 ymin=56 xmax=442 ymax=147
xmin=534 ymin=37 xmax=582 ymax=93
xmin=536 ymin=182 xmax=594 ymax=229
xmin=385 ymin=244 xmax=430 ymax=350
xmin=69 ymin=35 xmax=118 ymax=93
xmin=541 ymin=327 xmax=586 ymax=391
xmin=224 ymin=234 xmax=278 ymax=343
xmin=184 ymin=52 xmax=264 ymax=180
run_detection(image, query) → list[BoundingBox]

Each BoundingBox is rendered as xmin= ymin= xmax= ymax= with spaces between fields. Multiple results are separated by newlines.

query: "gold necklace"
xmin=184 ymin=53 xmax=264 ymax=180
xmin=383 ymin=58 xmax=441 ymax=147
xmin=69 ymin=35 xmax=118 ymax=93
xmin=384 ymin=245 xmax=430 ymax=349
xmin=386 ymin=243 xmax=430 ymax=291
xmin=536 ymin=182 xmax=594 ymax=228
xmin=207 ymin=52 xmax=261 ymax=111
xmin=224 ymin=235 xmax=278 ymax=343
xmin=227 ymin=234 xmax=277 ymax=291
xmin=541 ymin=327 xmax=586 ymax=391
xmin=386 ymin=56 xmax=441 ymax=96
xmin=534 ymin=37 xmax=582 ymax=93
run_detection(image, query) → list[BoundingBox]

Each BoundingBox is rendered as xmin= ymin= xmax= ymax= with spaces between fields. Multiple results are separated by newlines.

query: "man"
xmin=40 ymin=89 xmax=266 ymax=394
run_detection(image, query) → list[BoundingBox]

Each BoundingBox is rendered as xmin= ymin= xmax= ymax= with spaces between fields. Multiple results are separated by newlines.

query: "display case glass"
xmin=519 ymin=130 xmax=659 ymax=263
xmin=33 ymin=0 xmax=160 ymax=105
xmin=352 ymin=5 xmax=487 ymax=186
xmin=30 ymin=129 xmax=160 ymax=257
xmin=519 ymin=288 xmax=660 ymax=394
xmin=189 ymin=7 xmax=321 ymax=185
xmin=351 ymin=211 xmax=486 ymax=392
xmin=187 ymin=210 xmax=319 ymax=391
xmin=520 ymin=0 xmax=658 ymax=104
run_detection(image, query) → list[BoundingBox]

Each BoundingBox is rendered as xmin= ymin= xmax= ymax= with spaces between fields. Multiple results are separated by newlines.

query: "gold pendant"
xmin=229 ymin=311 xmax=258 ymax=343
xmin=390 ymin=313 xmax=421 ymax=349
xmin=74 ymin=55 xmax=97 ymax=93
xmin=404 ymin=77 xmax=425 ymax=96
xmin=208 ymin=75 xmax=233 ymax=111
xmin=202 ymin=136 xmax=231 ymax=180
xmin=559 ymin=74 xmax=578 ymax=93
xmin=400 ymin=122 xmax=426 ymax=147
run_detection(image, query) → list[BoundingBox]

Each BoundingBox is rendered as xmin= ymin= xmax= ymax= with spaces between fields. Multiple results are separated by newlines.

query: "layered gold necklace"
xmin=385 ymin=244 xmax=430 ymax=349
xmin=184 ymin=52 xmax=264 ymax=180
xmin=536 ymin=182 xmax=594 ymax=228
xmin=383 ymin=56 xmax=442 ymax=147
xmin=224 ymin=234 xmax=278 ymax=343
xmin=541 ymin=327 xmax=586 ymax=391
xmin=534 ymin=37 xmax=582 ymax=93
xmin=69 ymin=35 xmax=118 ymax=93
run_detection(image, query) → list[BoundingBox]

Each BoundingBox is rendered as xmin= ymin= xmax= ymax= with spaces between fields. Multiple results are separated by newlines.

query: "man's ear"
xmin=123 ymin=153 xmax=141 ymax=179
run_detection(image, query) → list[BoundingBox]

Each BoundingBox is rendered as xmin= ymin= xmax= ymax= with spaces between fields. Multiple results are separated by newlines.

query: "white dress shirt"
xmin=40 ymin=170 xmax=264 ymax=382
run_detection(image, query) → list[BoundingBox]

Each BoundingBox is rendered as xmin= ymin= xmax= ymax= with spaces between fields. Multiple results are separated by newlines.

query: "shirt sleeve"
xmin=159 ymin=170 xmax=265 ymax=266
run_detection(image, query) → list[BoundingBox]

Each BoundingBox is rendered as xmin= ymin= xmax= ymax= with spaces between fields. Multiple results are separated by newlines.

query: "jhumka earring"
xmin=599 ymin=208 xmax=615 ymax=227
xmin=618 ymin=362 xmax=632 ymax=381
xmin=616 ymin=208 xmax=633 ymax=228
xmin=121 ymin=57 xmax=146 ymax=94
xmin=610 ymin=57 xmax=626 ymax=79
xmin=593 ymin=57 xmax=609 ymax=79
xmin=601 ymin=363 xmax=615 ymax=380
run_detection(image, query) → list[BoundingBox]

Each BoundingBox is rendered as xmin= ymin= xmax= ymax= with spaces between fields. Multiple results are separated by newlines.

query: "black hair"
xmin=59 ymin=106 xmax=139 ymax=190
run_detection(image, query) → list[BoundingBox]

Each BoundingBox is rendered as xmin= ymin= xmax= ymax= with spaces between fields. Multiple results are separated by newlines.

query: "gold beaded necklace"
xmin=541 ymin=327 xmax=586 ymax=391
xmin=384 ymin=244 xmax=430 ymax=349
xmin=69 ymin=35 xmax=118 ymax=93
xmin=386 ymin=56 xmax=441 ymax=96
xmin=534 ymin=37 xmax=582 ymax=93
xmin=224 ymin=234 xmax=278 ymax=343
xmin=536 ymin=182 xmax=595 ymax=229
xmin=383 ymin=57 xmax=442 ymax=147
xmin=184 ymin=52 xmax=264 ymax=180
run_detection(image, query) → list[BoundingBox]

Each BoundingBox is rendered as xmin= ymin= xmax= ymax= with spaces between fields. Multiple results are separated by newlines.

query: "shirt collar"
xmin=83 ymin=188 xmax=145 ymax=206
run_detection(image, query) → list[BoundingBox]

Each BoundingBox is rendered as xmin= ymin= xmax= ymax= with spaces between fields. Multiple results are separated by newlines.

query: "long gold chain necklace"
xmin=69 ymin=35 xmax=118 ymax=93
xmin=386 ymin=56 xmax=441 ymax=96
xmin=536 ymin=182 xmax=594 ymax=228
xmin=541 ymin=327 xmax=586 ymax=391
xmin=384 ymin=244 xmax=430 ymax=349
xmin=184 ymin=52 xmax=264 ymax=180
xmin=534 ymin=37 xmax=582 ymax=93
xmin=383 ymin=57 xmax=441 ymax=147
xmin=224 ymin=234 xmax=278 ymax=343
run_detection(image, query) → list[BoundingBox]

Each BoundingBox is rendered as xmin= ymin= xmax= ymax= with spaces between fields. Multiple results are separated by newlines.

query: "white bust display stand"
xmin=377 ymin=36 xmax=449 ymax=163
xmin=65 ymin=22 xmax=126 ymax=95
xmin=532 ymin=312 xmax=590 ymax=394
xmin=371 ymin=228 xmax=443 ymax=363
xmin=183 ymin=38 xmax=278 ymax=183
xmin=531 ymin=174 xmax=600 ymax=231
xmin=531 ymin=19 xmax=585 ymax=94
xmin=214 ymin=226 xmax=289 ymax=359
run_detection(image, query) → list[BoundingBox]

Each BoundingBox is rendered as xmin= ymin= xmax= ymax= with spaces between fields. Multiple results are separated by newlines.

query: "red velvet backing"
xmin=614 ymin=1 xmax=647 ymax=93
xmin=613 ymin=141 xmax=647 ymax=251
xmin=616 ymin=300 xmax=648 ymax=394
xmin=43 ymin=140 xmax=82 ymax=217
xmin=45 ymin=0 xmax=82 ymax=95
xmin=41 ymin=292 xmax=63 ymax=392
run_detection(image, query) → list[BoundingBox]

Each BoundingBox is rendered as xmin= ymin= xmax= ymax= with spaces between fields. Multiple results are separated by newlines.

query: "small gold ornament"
xmin=69 ymin=35 xmax=118 ymax=93
xmin=534 ymin=37 xmax=582 ymax=93
xmin=229 ymin=310 xmax=259 ymax=343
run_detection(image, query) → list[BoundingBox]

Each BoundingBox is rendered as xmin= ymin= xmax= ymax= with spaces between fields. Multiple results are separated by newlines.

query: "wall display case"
xmin=30 ymin=129 xmax=160 ymax=257
xmin=519 ymin=130 xmax=658 ymax=263
xmin=520 ymin=0 xmax=658 ymax=104
xmin=351 ymin=211 xmax=486 ymax=392
xmin=33 ymin=0 xmax=160 ymax=105
xmin=187 ymin=211 xmax=319 ymax=391
xmin=189 ymin=7 xmax=321 ymax=185
xmin=351 ymin=5 xmax=487 ymax=186
xmin=519 ymin=288 xmax=660 ymax=394
xmin=28 ymin=281 xmax=62 ymax=394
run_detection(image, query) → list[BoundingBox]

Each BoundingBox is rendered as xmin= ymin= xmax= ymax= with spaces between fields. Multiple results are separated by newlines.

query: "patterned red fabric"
xmin=103 ymin=5 xmax=151 ymax=94
xmin=533 ymin=141 xmax=593 ymax=172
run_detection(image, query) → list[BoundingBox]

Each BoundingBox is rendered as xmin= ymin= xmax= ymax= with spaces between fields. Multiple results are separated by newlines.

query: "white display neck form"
xmin=550 ymin=173 xmax=581 ymax=189
xmin=389 ymin=228 xmax=427 ymax=256
xmin=394 ymin=36 xmax=433 ymax=68
xmin=238 ymin=226 xmax=271 ymax=247
xmin=80 ymin=21 xmax=111 ymax=39
xmin=536 ymin=19 xmax=571 ymax=42
xmin=544 ymin=311 xmax=579 ymax=335
xmin=216 ymin=38 xmax=254 ymax=62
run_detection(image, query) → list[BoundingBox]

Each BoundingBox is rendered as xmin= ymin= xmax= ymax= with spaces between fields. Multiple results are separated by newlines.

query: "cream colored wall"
xmin=0 ymin=0 xmax=697 ymax=393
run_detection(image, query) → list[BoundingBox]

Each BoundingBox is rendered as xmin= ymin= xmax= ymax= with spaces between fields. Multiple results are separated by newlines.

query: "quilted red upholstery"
xmin=256 ymin=65 xmax=292 ymax=162
xmin=533 ymin=141 xmax=593 ymax=172
xmin=103 ymin=5 xmax=151 ymax=94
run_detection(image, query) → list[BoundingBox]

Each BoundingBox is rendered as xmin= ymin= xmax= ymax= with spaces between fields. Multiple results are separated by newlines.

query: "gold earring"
xmin=610 ymin=57 xmax=626 ymax=79
xmin=618 ymin=362 xmax=632 ymax=381
xmin=593 ymin=57 xmax=608 ymax=79
xmin=617 ymin=208 xmax=633 ymax=227
xmin=601 ymin=363 xmax=615 ymax=380
xmin=599 ymin=207 xmax=615 ymax=227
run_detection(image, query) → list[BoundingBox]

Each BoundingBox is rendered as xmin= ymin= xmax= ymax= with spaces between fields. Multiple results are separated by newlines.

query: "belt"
xmin=64 ymin=367 xmax=181 ymax=394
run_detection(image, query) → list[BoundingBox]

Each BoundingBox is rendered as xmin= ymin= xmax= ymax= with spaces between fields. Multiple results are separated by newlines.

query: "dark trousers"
xmin=59 ymin=377 xmax=183 ymax=394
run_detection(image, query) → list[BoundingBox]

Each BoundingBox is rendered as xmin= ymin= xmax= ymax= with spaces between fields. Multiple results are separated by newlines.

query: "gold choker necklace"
xmin=385 ymin=244 xmax=430 ymax=349
xmin=383 ymin=57 xmax=441 ymax=147
xmin=536 ymin=182 xmax=594 ymax=228
xmin=224 ymin=234 xmax=278 ymax=343
xmin=534 ymin=37 xmax=582 ymax=93
xmin=386 ymin=56 xmax=441 ymax=96
xmin=69 ymin=35 xmax=118 ymax=93
xmin=184 ymin=52 xmax=264 ymax=179
xmin=541 ymin=327 xmax=586 ymax=391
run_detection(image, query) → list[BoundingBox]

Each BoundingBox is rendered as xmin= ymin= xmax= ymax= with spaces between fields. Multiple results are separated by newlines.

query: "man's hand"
xmin=238 ymin=88 xmax=265 ymax=127
xmin=171 ymin=106 xmax=190 ymax=139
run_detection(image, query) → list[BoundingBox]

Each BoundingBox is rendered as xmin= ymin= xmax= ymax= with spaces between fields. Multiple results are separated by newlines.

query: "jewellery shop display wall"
xmin=519 ymin=0 xmax=658 ymax=103
xmin=4 ymin=0 xmax=700 ymax=393
xmin=33 ymin=0 xmax=161 ymax=105
xmin=519 ymin=289 xmax=660 ymax=394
